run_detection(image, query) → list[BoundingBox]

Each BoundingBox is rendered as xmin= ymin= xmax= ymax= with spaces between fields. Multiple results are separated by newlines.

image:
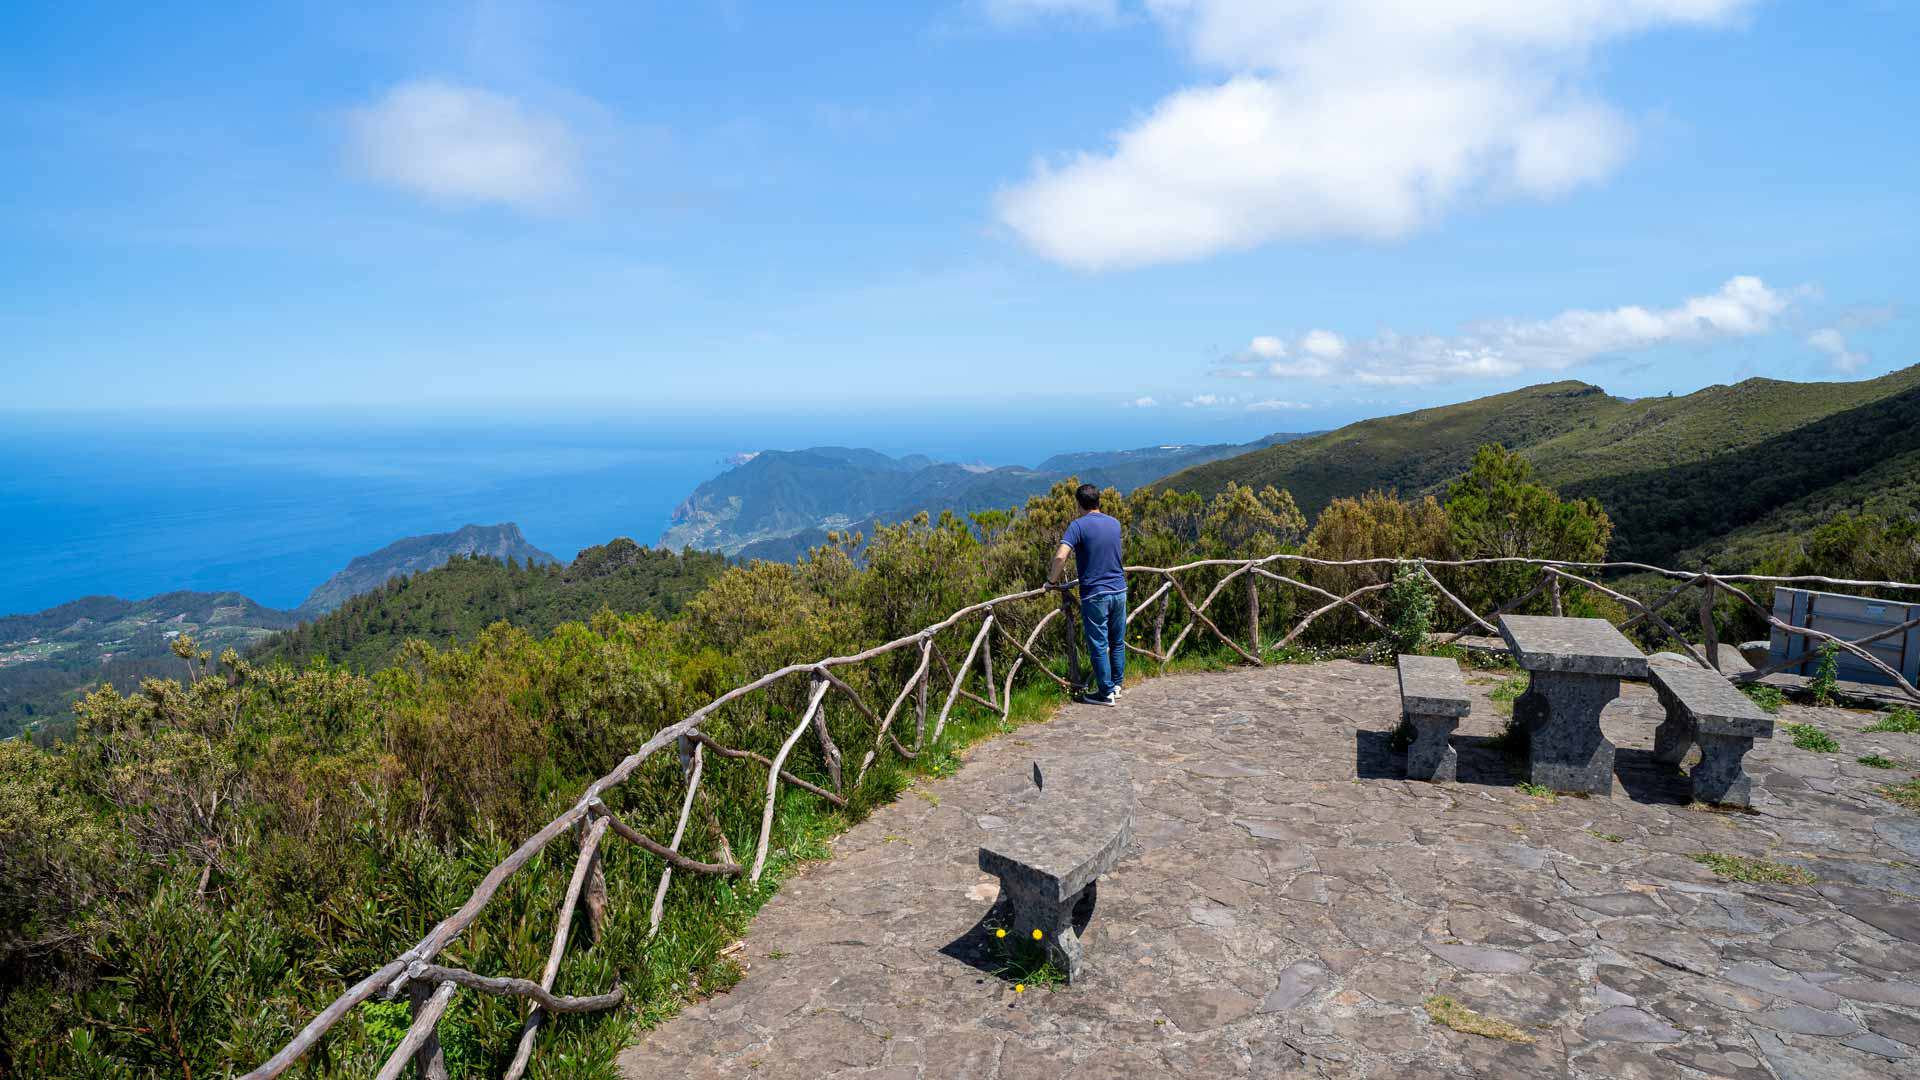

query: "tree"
xmin=1443 ymin=444 xmax=1612 ymax=612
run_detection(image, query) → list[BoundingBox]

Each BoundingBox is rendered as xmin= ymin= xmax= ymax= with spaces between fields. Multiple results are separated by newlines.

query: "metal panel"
xmin=1769 ymin=587 xmax=1920 ymax=687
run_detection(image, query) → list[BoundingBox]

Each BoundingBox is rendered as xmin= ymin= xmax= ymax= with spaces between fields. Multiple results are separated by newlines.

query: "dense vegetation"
xmin=1 ymin=455 xmax=1618 ymax=1079
xmin=1159 ymin=364 xmax=1920 ymax=567
xmin=253 ymin=541 xmax=729 ymax=672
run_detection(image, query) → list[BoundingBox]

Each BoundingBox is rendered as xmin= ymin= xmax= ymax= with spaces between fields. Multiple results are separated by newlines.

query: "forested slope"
xmin=1157 ymin=364 xmax=1920 ymax=567
xmin=252 ymin=539 xmax=727 ymax=671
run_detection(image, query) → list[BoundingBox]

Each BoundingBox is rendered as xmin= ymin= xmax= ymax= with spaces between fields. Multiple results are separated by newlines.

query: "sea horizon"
xmin=0 ymin=406 xmax=1293 ymax=615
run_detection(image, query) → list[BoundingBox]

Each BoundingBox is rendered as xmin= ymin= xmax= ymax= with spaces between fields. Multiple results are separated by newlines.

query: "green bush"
xmin=1382 ymin=563 xmax=1437 ymax=658
xmin=1740 ymin=683 xmax=1785 ymax=714
xmin=1810 ymin=642 xmax=1840 ymax=706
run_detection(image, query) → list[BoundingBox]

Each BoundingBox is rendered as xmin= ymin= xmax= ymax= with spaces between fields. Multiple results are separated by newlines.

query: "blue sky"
xmin=3 ymin=1 xmax=1915 ymax=439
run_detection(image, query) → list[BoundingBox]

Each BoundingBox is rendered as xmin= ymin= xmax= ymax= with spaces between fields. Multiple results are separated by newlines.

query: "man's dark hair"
xmin=1075 ymin=483 xmax=1100 ymax=511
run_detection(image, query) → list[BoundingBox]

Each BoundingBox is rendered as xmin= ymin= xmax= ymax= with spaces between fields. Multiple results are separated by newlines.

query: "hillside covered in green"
xmin=253 ymin=539 xmax=728 ymax=672
xmin=0 ymin=592 xmax=298 ymax=739
xmin=1158 ymin=364 xmax=1920 ymax=567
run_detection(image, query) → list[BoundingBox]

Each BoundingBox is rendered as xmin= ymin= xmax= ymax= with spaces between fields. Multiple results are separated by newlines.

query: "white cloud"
xmin=1247 ymin=398 xmax=1311 ymax=411
xmin=1183 ymin=393 xmax=1227 ymax=407
xmin=346 ymin=80 xmax=580 ymax=209
xmin=1807 ymin=327 xmax=1867 ymax=372
xmin=1232 ymin=275 xmax=1796 ymax=386
xmin=1128 ymin=395 xmax=1160 ymax=407
xmin=1248 ymin=335 xmax=1286 ymax=358
xmin=996 ymin=0 xmax=1751 ymax=269
xmin=1300 ymin=329 xmax=1346 ymax=359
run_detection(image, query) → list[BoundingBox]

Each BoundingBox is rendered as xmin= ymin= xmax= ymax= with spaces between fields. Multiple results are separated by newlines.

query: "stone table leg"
xmin=1523 ymin=671 xmax=1619 ymax=796
xmin=1404 ymin=713 xmax=1459 ymax=782
xmin=999 ymin=876 xmax=1089 ymax=983
xmin=1690 ymin=733 xmax=1757 ymax=808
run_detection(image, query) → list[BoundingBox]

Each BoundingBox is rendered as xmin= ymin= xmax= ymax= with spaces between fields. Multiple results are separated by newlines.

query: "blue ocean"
xmin=1 ymin=408 xmax=1241 ymax=616
xmin=0 ymin=416 xmax=737 ymax=614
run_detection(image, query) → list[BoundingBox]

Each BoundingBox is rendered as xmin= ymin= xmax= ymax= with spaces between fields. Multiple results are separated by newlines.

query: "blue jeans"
xmin=1081 ymin=590 xmax=1127 ymax=696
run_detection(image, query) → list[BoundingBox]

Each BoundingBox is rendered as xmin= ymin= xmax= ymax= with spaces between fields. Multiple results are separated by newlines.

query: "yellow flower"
xmin=995 ymin=928 xmax=1006 ymax=939
xmin=1031 ymin=929 xmax=1043 ymax=941
xmin=1014 ymin=984 xmax=1025 ymax=993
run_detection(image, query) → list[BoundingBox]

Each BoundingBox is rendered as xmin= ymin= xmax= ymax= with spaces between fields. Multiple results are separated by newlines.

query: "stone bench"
xmin=1649 ymin=659 xmax=1775 ymax=808
xmin=977 ymin=752 xmax=1134 ymax=983
xmin=1397 ymin=655 xmax=1471 ymax=782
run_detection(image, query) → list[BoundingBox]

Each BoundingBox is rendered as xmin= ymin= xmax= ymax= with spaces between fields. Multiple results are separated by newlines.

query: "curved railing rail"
xmin=241 ymin=553 xmax=1920 ymax=1079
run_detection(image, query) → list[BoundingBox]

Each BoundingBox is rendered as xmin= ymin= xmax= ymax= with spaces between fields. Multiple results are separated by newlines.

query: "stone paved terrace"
xmin=618 ymin=661 xmax=1920 ymax=1079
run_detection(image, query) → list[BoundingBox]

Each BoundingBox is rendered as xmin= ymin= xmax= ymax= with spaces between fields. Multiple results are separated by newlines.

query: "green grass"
xmin=1489 ymin=674 xmax=1529 ymax=715
xmin=1689 ymin=853 xmax=1815 ymax=886
xmin=1423 ymin=995 xmax=1534 ymax=1044
xmin=1739 ymin=683 xmax=1785 ymax=714
xmin=985 ymin=925 xmax=1068 ymax=990
xmin=1865 ymin=708 xmax=1920 ymax=734
xmin=1880 ymin=778 xmax=1920 ymax=812
xmin=1859 ymin=754 xmax=1899 ymax=769
xmin=1515 ymin=781 xmax=1555 ymax=799
xmin=1783 ymin=722 xmax=1839 ymax=753
xmin=1590 ymin=831 xmax=1625 ymax=843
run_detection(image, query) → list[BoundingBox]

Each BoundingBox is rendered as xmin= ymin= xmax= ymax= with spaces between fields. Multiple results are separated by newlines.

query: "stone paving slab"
xmin=618 ymin=661 xmax=1920 ymax=1079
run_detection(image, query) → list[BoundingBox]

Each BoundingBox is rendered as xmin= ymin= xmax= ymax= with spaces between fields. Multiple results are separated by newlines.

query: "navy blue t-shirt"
xmin=1062 ymin=512 xmax=1125 ymax=598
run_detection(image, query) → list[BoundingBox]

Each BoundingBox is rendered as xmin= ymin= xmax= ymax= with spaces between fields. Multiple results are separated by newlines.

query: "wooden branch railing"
xmin=240 ymin=554 xmax=1920 ymax=1079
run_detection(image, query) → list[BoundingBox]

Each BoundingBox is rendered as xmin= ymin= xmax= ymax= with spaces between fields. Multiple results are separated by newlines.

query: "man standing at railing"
xmin=1049 ymin=483 xmax=1126 ymax=706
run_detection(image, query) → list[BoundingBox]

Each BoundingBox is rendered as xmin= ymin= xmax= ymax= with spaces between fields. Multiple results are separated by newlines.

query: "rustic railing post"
xmin=1549 ymin=570 xmax=1563 ymax=617
xmin=1699 ymin=566 xmax=1719 ymax=671
xmin=1247 ymin=571 xmax=1261 ymax=653
xmin=406 ymin=982 xmax=450 ymax=1080
xmin=1152 ymin=590 xmax=1167 ymax=663
xmin=914 ymin=646 xmax=929 ymax=746
xmin=982 ymin=609 xmax=997 ymax=710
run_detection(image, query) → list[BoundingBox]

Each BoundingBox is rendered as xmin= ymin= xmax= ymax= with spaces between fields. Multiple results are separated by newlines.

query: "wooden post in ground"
xmin=407 ymin=982 xmax=450 ymax=1080
xmin=1550 ymin=572 xmax=1564 ymax=618
xmin=1153 ymin=590 xmax=1167 ymax=664
xmin=1699 ymin=569 xmax=1719 ymax=671
xmin=914 ymin=644 xmax=929 ymax=746
xmin=1247 ymin=573 xmax=1261 ymax=654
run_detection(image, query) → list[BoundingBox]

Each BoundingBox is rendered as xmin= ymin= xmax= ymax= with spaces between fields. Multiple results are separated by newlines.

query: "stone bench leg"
xmin=998 ymin=876 xmax=1091 ymax=983
xmin=1689 ymin=733 xmax=1757 ymax=809
xmin=1652 ymin=709 xmax=1695 ymax=766
xmin=1404 ymin=711 xmax=1459 ymax=782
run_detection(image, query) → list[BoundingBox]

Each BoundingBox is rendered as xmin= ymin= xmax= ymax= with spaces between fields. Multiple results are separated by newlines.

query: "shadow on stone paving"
xmin=1352 ymin=728 xmax=1396 ymax=780
xmin=1613 ymin=746 xmax=1693 ymax=806
xmin=938 ymin=889 xmax=1097 ymax=982
xmin=1353 ymin=728 xmax=1527 ymax=788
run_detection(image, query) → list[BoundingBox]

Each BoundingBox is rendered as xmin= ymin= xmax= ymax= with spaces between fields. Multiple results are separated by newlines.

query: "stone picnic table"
xmin=1498 ymin=615 xmax=1650 ymax=797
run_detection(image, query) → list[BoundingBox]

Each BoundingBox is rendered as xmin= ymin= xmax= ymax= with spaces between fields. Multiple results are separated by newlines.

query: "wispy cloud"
xmin=1183 ymin=393 xmax=1227 ymax=407
xmin=1247 ymin=398 xmax=1311 ymax=411
xmin=345 ymin=80 xmax=581 ymax=210
xmin=995 ymin=0 xmax=1753 ymax=269
xmin=1223 ymin=276 xmax=1798 ymax=386
xmin=1807 ymin=327 xmax=1867 ymax=372
xmin=1126 ymin=395 xmax=1159 ymax=407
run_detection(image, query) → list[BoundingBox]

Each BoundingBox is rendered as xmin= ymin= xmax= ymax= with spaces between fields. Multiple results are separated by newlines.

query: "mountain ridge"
xmin=297 ymin=523 xmax=557 ymax=614
xmin=1155 ymin=364 xmax=1920 ymax=565
xmin=660 ymin=435 xmax=1308 ymax=556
